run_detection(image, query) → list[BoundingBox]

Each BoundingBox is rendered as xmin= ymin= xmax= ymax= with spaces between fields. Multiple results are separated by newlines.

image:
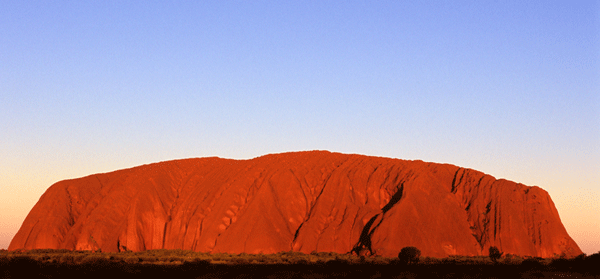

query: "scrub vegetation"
xmin=1 ymin=248 xmax=598 ymax=278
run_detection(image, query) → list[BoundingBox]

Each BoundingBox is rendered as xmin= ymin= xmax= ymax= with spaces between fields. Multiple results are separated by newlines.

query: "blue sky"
xmin=1 ymin=1 xmax=598 ymax=254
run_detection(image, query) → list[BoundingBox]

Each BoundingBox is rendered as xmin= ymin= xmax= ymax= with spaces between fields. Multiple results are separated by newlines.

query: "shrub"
xmin=138 ymin=256 xmax=158 ymax=263
xmin=124 ymin=256 xmax=141 ymax=264
xmin=233 ymin=257 xmax=248 ymax=265
xmin=488 ymin=246 xmax=503 ymax=263
xmin=59 ymin=254 xmax=75 ymax=265
xmin=398 ymin=247 xmax=421 ymax=264
xmin=80 ymin=255 xmax=110 ymax=266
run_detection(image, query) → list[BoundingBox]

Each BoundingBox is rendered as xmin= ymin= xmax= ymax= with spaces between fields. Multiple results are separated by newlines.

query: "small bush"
xmin=488 ymin=246 xmax=503 ymax=263
xmin=124 ymin=256 xmax=141 ymax=264
xmin=80 ymin=255 xmax=110 ymax=266
xmin=398 ymin=247 xmax=421 ymax=264
xmin=59 ymin=254 xmax=75 ymax=265
xmin=233 ymin=257 xmax=248 ymax=264
xmin=138 ymin=256 xmax=158 ymax=263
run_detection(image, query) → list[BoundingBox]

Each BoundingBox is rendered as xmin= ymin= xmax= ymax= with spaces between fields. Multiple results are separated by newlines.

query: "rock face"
xmin=10 ymin=151 xmax=581 ymax=257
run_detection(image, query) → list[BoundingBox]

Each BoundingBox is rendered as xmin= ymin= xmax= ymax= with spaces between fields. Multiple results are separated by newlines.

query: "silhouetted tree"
xmin=488 ymin=246 xmax=503 ymax=263
xmin=398 ymin=247 xmax=421 ymax=264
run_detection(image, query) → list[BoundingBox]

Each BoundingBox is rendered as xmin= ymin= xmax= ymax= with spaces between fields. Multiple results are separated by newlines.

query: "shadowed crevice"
xmin=351 ymin=215 xmax=378 ymax=255
xmin=291 ymin=222 xmax=304 ymax=248
xmin=451 ymin=168 xmax=461 ymax=193
xmin=381 ymin=183 xmax=404 ymax=214
xmin=351 ymin=183 xmax=405 ymax=255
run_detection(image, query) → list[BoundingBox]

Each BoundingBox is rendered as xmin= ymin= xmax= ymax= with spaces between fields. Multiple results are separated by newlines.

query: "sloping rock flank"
xmin=9 ymin=151 xmax=581 ymax=257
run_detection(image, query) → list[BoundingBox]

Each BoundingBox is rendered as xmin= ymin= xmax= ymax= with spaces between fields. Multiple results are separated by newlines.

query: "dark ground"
xmin=1 ymin=256 xmax=599 ymax=279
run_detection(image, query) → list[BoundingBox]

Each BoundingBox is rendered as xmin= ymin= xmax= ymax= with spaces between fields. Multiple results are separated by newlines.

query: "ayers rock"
xmin=10 ymin=151 xmax=581 ymax=258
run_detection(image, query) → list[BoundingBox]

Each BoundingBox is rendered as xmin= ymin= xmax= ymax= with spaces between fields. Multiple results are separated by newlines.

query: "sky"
xmin=1 ymin=1 xmax=598 ymax=255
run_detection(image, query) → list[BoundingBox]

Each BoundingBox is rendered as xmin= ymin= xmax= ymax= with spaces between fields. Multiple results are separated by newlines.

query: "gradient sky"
xmin=1 ymin=1 xmax=598 ymax=254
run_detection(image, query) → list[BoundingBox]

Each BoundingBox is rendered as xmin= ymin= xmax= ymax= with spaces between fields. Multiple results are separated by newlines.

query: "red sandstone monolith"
xmin=9 ymin=151 xmax=582 ymax=257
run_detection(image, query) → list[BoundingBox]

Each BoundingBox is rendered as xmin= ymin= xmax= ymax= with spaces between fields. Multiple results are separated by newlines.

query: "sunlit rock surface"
xmin=9 ymin=151 xmax=581 ymax=257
